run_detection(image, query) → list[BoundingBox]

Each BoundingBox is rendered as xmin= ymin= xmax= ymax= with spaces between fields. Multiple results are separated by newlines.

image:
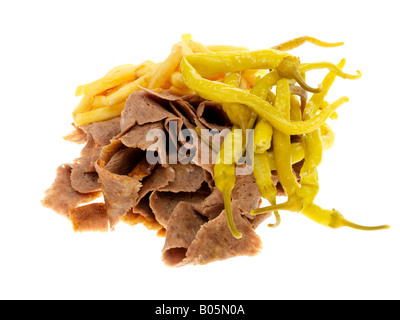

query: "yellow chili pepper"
xmin=295 ymin=60 xmax=347 ymax=206
xmin=252 ymin=63 xmax=388 ymax=231
xmin=254 ymin=118 xmax=273 ymax=154
xmin=185 ymin=50 xmax=287 ymax=78
xmin=214 ymin=126 xmax=244 ymax=239
xmin=272 ymin=78 xmax=301 ymax=197
xmin=256 ymin=61 xmax=345 ymax=211
xmin=258 ymin=202 xmax=389 ymax=231
xmin=252 ymin=71 xmax=280 ymax=152
xmin=301 ymin=205 xmax=389 ymax=230
xmin=181 ymin=56 xmax=351 ymax=135
xmin=271 ymin=36 xmax=344 ymax=52
xmin=179 ymin=39 xmax=388 ymax=235
xmin=253 ymin=152 xmax=280 ymax=227
xmin=288 ymin=98 xmax=299 ymax=123
xmin=240 ymin=71 xmax=282 ymax=226
xmin=221 ymin=72 xmax=252 ymax=130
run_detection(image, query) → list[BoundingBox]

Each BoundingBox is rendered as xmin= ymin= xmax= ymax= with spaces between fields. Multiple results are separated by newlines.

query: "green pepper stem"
xmin=292 ymin=68 xmax=323 ymax=94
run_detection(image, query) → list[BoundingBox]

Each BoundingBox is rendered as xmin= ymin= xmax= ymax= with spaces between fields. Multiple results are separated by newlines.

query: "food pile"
xmin=43 ymin=35 xmax=388 ymax=266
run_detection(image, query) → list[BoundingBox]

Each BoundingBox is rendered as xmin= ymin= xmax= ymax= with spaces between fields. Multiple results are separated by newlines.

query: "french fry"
xmin=72 ymin=95 xmax=94 ymax=117
xmin=75 ymin=64 xmax=135 ymax=96
xmin=170 ymin=71 xmax=186 ymax=89
xmin=135 ymin=60 xmax=156 ymax=78
xmin=104 ymin=64 xmax=136 ymax=77
xmin=74 ymin=102 xmax=125 ymax=126
xmin=148 ymin=42 xmax=192 ymax=89
xmin=181 ymin=33 xmax=212 ymax=53
xmin=74 ymin=36 xmax=246 ymax=126
xmin=75 ymin=85 xmax=85 ymax=96
xmin=76 ymin=65 xmax=138 ymax=97
xmin=103 ymin=82 xmax=130 ymax=97
xmin=92 ymin=69 xmax=155 ymax=108
xmin=92 ymin=95 xmax=106 ymax=109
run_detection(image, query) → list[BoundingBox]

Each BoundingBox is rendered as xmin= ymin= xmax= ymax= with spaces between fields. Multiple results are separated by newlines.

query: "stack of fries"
xmin=73 ymin=34 xmax=252 ymax=126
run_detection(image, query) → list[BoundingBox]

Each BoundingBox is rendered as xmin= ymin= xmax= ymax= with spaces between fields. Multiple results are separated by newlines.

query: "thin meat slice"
xmin=95 ymin=141 xmax=144 ymax=228
xmin=158 ymin=163 xmax=206 ymax=193
xmin=119 ymin=121 xmax=165 ymax=150
xmin=191 ymin=187 xmax=225 ymax=220
xmin=120 ymin=91 xmax=179 ymax=135
xmin=80 ymin=116 xmax=121 ymax=146
xmin=69 ymin=203 xmax=109 ymax=232
xmin=231 ymin=174 xmax=262 ymax=219
xmin=183 ymin=207 xmax=263 ymax=266
xmin=172 ymin=99 xmax=203 ymax=128
xmin=42 ymin=164 xmax=102 ymax=218
xmin=140 ymin=88 xmax=183 ymax=102
xmin=168 ymin=101 xmax=195 ymax=130
xmin=128 ymin=157 xmax=157 ymax=181
xmin=128 ymin=165 xmax=175 ymax=226
xmin=141 ymin=89 xmax=204 ymax=129
xmin=95 ymin=158 xmax=142 ymax=228
xmin=162 ymin=202 xmax=207 ymax=267
xmin=149 ymin=189 xmax=209 ymax=227
xmin=104 ymin=146 xmax=144 ymax=176
xmin=196 ymin=100 xmax=232 ymax=131
xmin=70 ymin=163 xmax=101 ymax=194
xmin=63 ymin=125 xmax=87 ymax=144
xmin=137 ymin=165 xmax=175 ymax=201
xmin=121 ymin=209 xmax=164 ymax=233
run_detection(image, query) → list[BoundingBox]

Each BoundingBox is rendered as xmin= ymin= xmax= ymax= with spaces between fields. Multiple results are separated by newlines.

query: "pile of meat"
xmin=42 ymin=89 xmax=283 ymax=266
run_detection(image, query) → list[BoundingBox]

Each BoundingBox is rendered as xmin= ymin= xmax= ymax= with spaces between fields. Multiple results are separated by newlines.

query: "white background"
xmin=1 ymin=0 xmax=399 ymax=300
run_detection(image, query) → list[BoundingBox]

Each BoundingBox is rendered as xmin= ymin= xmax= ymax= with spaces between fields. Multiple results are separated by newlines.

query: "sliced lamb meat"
xmin=121 ymin=209 xmax=164 ymax=234
xmin=158 ymin=163 xmax=206 ymax=193
xmin=141 ymin=88 xmax=208 ymax=130
xmin=44 ymin=88 xmax=281 ymax=266
xmin=162 ymin=202 xmax=207 ymax=267
xmin=289 ymin=85 xmax=308 ymax=112
xmin=69 ymin=203 xmax=109 ymax=232
xmin=172 ymin=99 xmax=203 ymax=128
xmin=95 ymin=158 xmax=142 ymax=228
xmin=42 ymin=164 xmax=102 ymax=218
xmin=196 ymin=100 xmax=232 ymax=131
xmin=149 ymin=189 xmax=210 ymax=227
xmin=80 ymin=116 xmax=121 ymax=146
xmin=132 ymin=194 xmax=155 ymax=222
xmin=119 ymin=121 xmax=165 ymax=150
xmin=168 ymin=101 xmax=195 ymax=130
xmin=70 ymin=163 xmax=101 ymax=194
xmin=191 ymin=187 xmax=225 ymax=221
xmin=80 ymin=133 xmax=96 ymax=158
xmin=141 ymin=88 xmax=183 ymax=102
xmin=128 ymin=157 xmax=157 ymax=181
xmin=182 ymin=207 xmax=263 ymax=266
xmin=231 ymin=173 xmax=262 ymax=218
xmin=137 ymin=165 xmax=175 ymax=201
xmin=120 ymin=90 xmax=179 ymax=135
xmin=104 ymin=146 xmax=144 ymax=175
xmin=63 ymin=125 xmax=87 ymax=144
xmin=95 ymin=141 xmax=145 ymax=228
